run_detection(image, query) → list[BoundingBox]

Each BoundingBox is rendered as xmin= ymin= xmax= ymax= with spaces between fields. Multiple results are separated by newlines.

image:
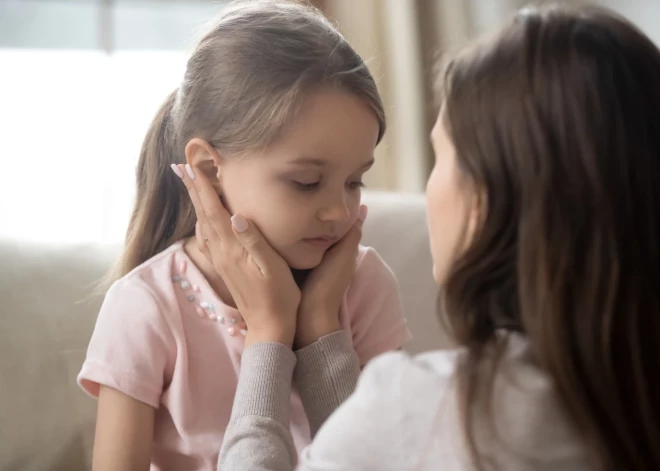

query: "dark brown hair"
xmin=440 ymin=4 xmax=660 ymax=469
xmin=112 ymin=0 xmax=385 ymax=280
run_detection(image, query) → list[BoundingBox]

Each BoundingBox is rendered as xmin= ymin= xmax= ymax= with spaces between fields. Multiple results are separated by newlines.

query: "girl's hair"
xmin=112 ymin=0 xmax=385 ymax=280
xmin=440 ymin=4 xmax=660 ymax=469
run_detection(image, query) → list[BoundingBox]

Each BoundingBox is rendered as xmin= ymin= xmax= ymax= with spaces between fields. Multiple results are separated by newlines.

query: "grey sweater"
xmin=218 ymin=331 xmax=589 ymax=470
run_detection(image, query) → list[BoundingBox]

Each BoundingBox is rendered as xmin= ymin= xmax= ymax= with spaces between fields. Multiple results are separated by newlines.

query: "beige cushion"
xmin=0 ymin=191 xmax=447 ymax=470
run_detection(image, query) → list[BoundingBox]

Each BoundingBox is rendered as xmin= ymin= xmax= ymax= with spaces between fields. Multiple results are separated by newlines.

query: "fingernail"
xmin=358 ymin=205 xmax=368 ymax=222
xmin=231 ymin=214 xmax=249 ymax=233
xmin=171 ymin=164 xmax=184 ymax=179
xmin=185 ymin=164 xmax=196 ymax=180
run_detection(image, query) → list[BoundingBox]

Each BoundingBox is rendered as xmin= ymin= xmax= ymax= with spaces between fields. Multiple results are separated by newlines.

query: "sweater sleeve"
xmin=218 ymin=343 xmax=459 ymax=471
xmin=217 ymin=332 xmax=361 ymax=471
xmin=294 ymin=331 xmax=361 ymax=437
xmin=217 ymin=342 xmax=298 ymax=471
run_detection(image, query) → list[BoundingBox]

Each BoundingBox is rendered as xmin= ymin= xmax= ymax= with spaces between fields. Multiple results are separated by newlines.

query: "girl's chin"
xmin=286 ymin=259 xmax=322 ymax=270
xmin=283 ymin=252 xmax=324 ymax=270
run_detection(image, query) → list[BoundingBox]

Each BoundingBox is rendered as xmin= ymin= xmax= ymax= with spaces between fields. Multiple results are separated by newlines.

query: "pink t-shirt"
xmin=78 ymin=241 xmax=411 ymax=470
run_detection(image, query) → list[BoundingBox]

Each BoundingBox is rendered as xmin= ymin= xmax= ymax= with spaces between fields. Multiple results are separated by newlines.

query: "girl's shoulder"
xmin=351 ymin=244 xmax=398 ymax=293
xmin=98 ymin=240 xmax=192 ymax=327
xmin=118 ymin=240 xmax=187 ymax=290
xmin=99 ymin=241 xmax=189 ymax=329
xmin=343 ymin=246 xmax=412 ymax=364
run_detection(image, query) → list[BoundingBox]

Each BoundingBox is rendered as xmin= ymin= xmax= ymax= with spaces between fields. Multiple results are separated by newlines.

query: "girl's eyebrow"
xmin=287 ymin=156 xmax=375 ymax=170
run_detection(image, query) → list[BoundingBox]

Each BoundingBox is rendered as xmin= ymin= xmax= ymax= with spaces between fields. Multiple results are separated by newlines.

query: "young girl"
xmin=77 ymin=1 xmax=411 ymax=470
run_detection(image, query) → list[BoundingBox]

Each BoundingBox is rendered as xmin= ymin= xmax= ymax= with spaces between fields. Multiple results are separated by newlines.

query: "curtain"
xmin=315 ymin=0 xmax=525 ymax=192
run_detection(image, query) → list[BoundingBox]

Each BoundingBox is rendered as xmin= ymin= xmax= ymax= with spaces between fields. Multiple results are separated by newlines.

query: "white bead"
xmin=187 ymin=295 xmax=196 ymax=302
xmin=230 ymin=317 xmax=237 ymax=324
xmin=200 ymin=301 xmax=209 ymax=309
xmin=217 ymin=316 xmax=225 ymax=324
xmin=180 ymin=280 xmax=190 ymax=289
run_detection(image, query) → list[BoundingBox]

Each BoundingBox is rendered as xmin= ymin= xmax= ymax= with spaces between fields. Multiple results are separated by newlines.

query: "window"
xmin=0 ymin=1 xmax=226 ymax=243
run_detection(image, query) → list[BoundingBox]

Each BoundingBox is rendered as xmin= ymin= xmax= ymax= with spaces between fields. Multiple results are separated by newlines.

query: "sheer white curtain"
xmin=321 ymin=0 xmax=523 ymax=194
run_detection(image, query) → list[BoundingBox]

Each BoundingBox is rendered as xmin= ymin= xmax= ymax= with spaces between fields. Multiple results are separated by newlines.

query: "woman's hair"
xmin=440 ymin=4 xmax=660 ymax=469
xmin=112 ymin=0 xmax=385 ymax=280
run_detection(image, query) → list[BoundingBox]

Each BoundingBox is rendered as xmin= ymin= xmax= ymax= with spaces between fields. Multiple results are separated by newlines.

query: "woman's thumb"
xmin=230 ymin=214 xmax=274 ymax=267
xmin=348 ymin=204 xmax=368 ymax=242
xmin=357 ymin=204 xmax=368 ymax=227
xmin=195 ymin=222 xmax=212 ymax=261
xmin=348 ymin=204 xmax=368 ymax=246
xmin=331 ymin=204 xmax=368 ymax=256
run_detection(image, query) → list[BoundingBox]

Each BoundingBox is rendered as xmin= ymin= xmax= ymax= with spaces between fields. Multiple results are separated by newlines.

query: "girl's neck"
xmin=182 ymin=237 xmax=237 ymax=309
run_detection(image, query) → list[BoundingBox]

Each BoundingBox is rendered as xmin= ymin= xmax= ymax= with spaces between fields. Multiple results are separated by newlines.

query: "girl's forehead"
xmin=264 ymin=90 xmax=380 ymax=163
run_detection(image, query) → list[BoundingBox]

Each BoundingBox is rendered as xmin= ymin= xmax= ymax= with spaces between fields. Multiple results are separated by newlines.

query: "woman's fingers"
xmin=325 ymin=204 xmax=367 ymax=261
xmin=172 ymin=163 xmax=281 ymax=275
xmin=172 ymin=164 xmax=234 ymax=243
xmin=195 ymin=222 xmax=212 ymax=262
xmin=230 ymin=214 xmax=283 ymax=276
xmin=173 ymin=164 xmax=301 ymax=344
xmin=172 ymin=164 xmax=216 ymax=242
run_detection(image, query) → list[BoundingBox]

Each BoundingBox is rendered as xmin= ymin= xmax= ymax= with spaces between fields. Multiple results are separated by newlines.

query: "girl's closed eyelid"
xmin=294 ymin=181 xmax=320 ymax=191
xmin=279 ymin=171 xmax=321 ymax=181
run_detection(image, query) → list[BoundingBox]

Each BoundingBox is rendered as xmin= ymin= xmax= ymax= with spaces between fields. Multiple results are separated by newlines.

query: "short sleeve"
xmin=77 ymin=278 xmax=175 ymax=409
xmin=345 ymin=247 xmax=412 ymax=367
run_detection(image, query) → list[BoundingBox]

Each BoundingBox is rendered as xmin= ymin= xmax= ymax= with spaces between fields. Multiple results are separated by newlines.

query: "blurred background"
xmin=0 ymin=0 xmax=658 ymax=245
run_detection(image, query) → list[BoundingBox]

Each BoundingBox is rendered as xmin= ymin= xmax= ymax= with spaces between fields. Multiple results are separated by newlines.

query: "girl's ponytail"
xmin=110 ymin=89 xmax=196 ymax=281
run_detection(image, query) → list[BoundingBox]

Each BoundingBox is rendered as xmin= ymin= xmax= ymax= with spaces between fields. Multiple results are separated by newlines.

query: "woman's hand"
xmin=295 ymin=205 xmax=368 ymax=348
xmin=174 ymin=164 xmax=300 ymax=348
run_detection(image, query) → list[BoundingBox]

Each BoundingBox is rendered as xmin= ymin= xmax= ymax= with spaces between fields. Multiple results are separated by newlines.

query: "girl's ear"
xmin=184 ymin=138 xmax=224 ymax=194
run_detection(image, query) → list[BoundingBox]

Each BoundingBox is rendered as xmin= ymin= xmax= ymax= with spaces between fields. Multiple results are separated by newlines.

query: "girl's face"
xmin=219 ymin=89 xmax=380 ymax=269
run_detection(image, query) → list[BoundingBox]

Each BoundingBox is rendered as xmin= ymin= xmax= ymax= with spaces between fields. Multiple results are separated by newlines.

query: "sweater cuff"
xmin=231 ymin=342 xmax=297 ymax=424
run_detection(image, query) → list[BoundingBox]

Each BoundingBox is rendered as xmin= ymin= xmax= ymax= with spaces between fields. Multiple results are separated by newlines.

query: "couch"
xmin=0 ymin=191 xmax=450 ymax=470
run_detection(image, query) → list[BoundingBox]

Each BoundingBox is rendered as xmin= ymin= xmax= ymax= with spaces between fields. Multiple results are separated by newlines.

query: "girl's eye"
xmin=347 ymin=181 xmax=366 ymax=190
xmin=294 ymin=181 xmax=320 ymax=191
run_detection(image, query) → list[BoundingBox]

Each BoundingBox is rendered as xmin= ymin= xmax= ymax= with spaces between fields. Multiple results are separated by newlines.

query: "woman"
xmin=180 ymin=3 xmax=660 ymax=470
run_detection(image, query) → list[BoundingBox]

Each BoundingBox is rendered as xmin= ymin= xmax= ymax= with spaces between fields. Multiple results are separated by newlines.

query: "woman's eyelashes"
xmin=292 ymin=179 xmax=365 ymax=192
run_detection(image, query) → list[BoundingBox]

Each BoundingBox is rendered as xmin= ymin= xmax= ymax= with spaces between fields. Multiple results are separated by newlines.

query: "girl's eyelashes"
xmin=292 ymin=180 xmax=366 ymax=192
xmin=294 ymin=181 xmax=320 ymax=191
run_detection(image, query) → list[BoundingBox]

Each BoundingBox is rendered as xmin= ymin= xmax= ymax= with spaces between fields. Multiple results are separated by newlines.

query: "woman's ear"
xmin=184 ymin=138 xmax=224 ymax=193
